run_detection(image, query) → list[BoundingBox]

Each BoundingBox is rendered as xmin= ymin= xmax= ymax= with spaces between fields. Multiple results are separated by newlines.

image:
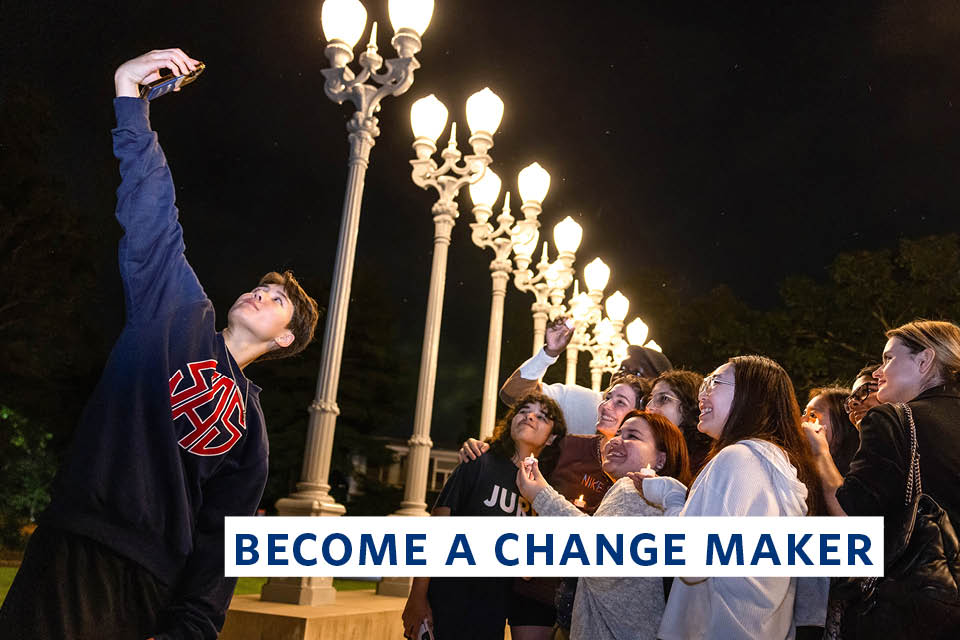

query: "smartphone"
xmin=418 ymin=620 xmax=434 ymax=640
xmin=139 ymin=63 xmax=206 ymax=101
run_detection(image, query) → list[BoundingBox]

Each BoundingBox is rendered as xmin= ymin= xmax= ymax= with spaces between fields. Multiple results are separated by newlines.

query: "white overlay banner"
xmin=225 ymin=516 xmax=884 ymax=578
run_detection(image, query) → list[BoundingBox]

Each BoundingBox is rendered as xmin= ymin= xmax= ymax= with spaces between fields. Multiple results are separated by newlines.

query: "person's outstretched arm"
xmin=112 ymin=49 xmax=207 ymax=322
xmin=516 ymin=458 xmax=587 ymax=517
xmin=499 ymin=317 xmax=574 ymax=404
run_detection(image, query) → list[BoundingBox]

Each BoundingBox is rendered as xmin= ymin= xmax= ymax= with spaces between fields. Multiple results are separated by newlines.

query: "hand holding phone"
xmin=139 ymin=63 xmax=206 ymax=100
xmin=418 ymin=620 xmax=434 ymax=640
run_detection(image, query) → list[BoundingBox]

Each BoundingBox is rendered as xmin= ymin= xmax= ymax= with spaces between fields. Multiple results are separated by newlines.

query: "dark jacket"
xmin=836 ymin=383 xmax=960 ymax=531
xmin=41 ymin=97 xmax=269 ymax=639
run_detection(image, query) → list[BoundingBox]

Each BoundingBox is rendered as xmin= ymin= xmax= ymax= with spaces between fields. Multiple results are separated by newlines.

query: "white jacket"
xmin=646 ymin=439 xmax=828 ymax=640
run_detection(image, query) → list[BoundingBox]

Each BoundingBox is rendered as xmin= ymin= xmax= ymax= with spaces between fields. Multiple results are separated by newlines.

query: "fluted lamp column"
xmin=264 ymin=0 xmax=433 ymax=607
xmin=468 ymin=170 xmax=508 ymax=440
xmin=589 ymin=317 xmax=616 ymax=391
xmin=565 ymin=285 xmax=592 ymax=385
xmin=394 ymin=87 xmax=503 ymax=518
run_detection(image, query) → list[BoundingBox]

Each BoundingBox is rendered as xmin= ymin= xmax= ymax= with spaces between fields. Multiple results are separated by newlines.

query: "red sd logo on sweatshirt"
xmin=169 ymin=359 xmax=245 ymax=456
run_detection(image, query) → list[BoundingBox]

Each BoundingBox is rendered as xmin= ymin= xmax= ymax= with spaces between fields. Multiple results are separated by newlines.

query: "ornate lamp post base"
xmin=274 ymin=494 xmax=347 ymax=517
xmin=260 ymin=577 xmax=338 ymax=606
xmin=376 ymin=576 xmax=414 ymax=597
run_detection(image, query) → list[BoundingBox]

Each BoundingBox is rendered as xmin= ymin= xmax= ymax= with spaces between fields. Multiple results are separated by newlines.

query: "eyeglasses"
xmin=843 ymin=382 xmax=879 ymax=413
xmin=615 ymin=364 xmax=645 ymax=379
xmin=699 ymin=374 xmax=735 ymax=396
xmin=645 ymin=392 xmax=679 ymax=409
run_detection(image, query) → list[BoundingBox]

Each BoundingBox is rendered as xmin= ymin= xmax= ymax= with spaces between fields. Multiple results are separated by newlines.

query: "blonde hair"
xmin=886 ymin=320 xmax=960 ymax=383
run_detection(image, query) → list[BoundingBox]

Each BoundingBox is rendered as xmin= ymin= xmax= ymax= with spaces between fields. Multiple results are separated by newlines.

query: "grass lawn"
xmin=0 ymin=566 xmax=375 ymax=606
xmin=0 ymin=567 xmax=15 ymax=607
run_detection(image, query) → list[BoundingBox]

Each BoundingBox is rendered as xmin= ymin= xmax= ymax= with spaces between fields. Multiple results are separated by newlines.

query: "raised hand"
xmin=515 ymin=457 xmax=549 ymax=502
xmin=114 ymin=48 xmax=201 ymax=98
xmin=544 ymin=316 xmax=575 ymax=357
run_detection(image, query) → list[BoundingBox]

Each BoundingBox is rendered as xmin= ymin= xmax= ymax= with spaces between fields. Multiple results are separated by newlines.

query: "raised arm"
xmin=499 ymin=317 xmax=573 ymax=405
xmin=112 ymin=49 xmax=206 ymax=322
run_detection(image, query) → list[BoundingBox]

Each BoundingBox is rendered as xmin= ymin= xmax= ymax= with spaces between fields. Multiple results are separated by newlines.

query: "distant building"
xmin=347 ymin=436 xmax=460 ymax=499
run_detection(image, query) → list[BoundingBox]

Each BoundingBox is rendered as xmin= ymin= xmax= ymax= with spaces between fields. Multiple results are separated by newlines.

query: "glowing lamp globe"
xmin=518 ymin=162 xmax=550 ymax=204
xmin=584 ymin=258 xmax=610 ymax=292
xmin=410 ymin=94 xmax=448 ymax=143
xmin=553 ymin=216 xmax=583 ymax=254
xmin=626 ymin=318 xmax=649 ymax=347
xmin=321 ymin=0 xmax=368 ymax=47
xmin=605 ymin=291 xmax=629 ymax=323
xmin=388 ymin=0 xmax=434 ymax=36
xmin=469 ymin=169 xmax=502 ymax=208
xmin=465 ymin=88 xmax=504 ymax=136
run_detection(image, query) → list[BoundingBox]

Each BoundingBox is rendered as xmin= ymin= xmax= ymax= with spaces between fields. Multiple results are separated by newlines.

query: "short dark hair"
xmin=256 ymin=270 xmax=320 ymax=361
xmin=488 ymin=393 xmax=567 ymax=477
xmin=853 ymin=363 xmax=880 ymax=383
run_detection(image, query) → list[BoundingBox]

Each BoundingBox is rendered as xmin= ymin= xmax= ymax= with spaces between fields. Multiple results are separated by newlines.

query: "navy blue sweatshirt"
xmin=41 ymin=97 xmax=269 ymax=639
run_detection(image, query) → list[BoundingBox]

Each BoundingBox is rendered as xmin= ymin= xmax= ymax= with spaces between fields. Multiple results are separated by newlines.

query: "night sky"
xmin=5 ymin=1 xmax=960 ymax=443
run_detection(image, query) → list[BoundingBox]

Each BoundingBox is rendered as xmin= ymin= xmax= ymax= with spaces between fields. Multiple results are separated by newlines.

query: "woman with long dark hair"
xmin=401 ymin=393 xmax=567 ymax=640
xmin=640 ymin=355 xmax=826 ymax=639
xmin=802 ymin=386 xmax=859 ymax=475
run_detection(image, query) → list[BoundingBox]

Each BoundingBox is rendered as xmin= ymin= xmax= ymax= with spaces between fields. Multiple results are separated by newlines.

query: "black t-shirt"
xmin=428 ymin=453 xmax=527 ymax=639
xmin=434 ymin=451 xmax=533 ymax=517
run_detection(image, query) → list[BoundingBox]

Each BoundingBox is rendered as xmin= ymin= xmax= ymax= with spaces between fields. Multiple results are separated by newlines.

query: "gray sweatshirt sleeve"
xmin=532 ymin=484 xmax=587 ymax=517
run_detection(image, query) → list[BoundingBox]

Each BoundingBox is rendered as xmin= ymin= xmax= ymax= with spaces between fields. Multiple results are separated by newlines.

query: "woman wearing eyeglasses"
xmin=638 ymin=355 xmax=826 ymax=640
xmin=844 ymin=364 xmax=880 ymax=427
xmin=644 ymin=370 xmax=712 ymax=474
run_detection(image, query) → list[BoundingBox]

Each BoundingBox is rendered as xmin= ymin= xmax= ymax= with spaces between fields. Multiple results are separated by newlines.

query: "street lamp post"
xmin=513 ymin=215 xmax=582 ymax=355
xmin=468 ymin=165 xmax=551 ymax=439
xmin=265 ymin=0 xmax=434 ymax=606
xmin=563 ymin=257 xmax=609 ymax=385
xmin=393 ymin=88 xmax=503 ymax=517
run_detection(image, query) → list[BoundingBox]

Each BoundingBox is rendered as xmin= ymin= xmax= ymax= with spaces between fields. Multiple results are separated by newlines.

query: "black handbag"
xmin=832 ymin=403 xmax=960 ymax=639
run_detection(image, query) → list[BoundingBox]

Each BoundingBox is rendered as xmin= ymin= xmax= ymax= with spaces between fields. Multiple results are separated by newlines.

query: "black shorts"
xmin=0 ymin=526 xmax=171 ymax=640
xmin=507 ymin=591 xmax=556 ymax=627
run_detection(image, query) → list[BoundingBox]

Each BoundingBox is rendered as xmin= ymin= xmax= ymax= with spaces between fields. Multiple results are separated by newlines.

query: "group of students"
xmin=402 ymin=317 xmax=960 ymax=640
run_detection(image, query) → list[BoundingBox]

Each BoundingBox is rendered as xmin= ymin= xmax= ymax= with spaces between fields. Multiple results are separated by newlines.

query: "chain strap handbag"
xmin=833 ymin=403 xmax=960 ymax=639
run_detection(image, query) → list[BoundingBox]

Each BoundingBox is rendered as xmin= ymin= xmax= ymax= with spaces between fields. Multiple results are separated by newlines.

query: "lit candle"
xmin=523 ymin=455 xmax=537 ymax=477
xmin=503 ymin=191 xmax=510 ymax=212
xmin=639 ymin=463 xmax=656 ymax=478
xmin=573 ymin=494 xmax=586 ymax=508
xmin=368 ymin=21 xmax=378 ymax=49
